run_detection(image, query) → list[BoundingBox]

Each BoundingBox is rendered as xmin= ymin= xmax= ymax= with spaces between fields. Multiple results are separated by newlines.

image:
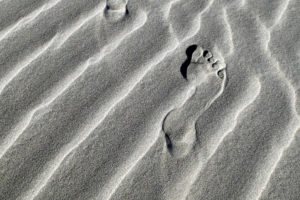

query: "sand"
xmin=0 ymin=0 xmax=299 ymax=199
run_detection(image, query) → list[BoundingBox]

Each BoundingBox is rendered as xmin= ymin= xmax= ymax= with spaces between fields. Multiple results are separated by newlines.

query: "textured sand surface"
xmin=0 ymin=0 xmax=299 ymax=199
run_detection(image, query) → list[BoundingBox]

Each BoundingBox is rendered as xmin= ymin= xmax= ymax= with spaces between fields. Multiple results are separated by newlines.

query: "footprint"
xmin=162 ymin=46 xmax=227 ymax=158
xmin=104 ymin=0 xmax=128 ymax=22
xmin=188 ymin=46 xmax=226 ymax=83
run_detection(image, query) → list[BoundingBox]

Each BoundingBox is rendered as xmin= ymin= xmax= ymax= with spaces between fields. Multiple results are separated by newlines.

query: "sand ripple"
xmin=0 ymin=0 xmax=299 ymax=199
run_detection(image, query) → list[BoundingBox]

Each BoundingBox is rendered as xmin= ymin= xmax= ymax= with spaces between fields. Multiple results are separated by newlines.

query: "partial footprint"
xmin=104 ymin=0 xmax=128 ymax=22
xmin=188 ymin=46 xmax=226 ymax=83
xmin=163 ymin=46 xmax=227 ymax=158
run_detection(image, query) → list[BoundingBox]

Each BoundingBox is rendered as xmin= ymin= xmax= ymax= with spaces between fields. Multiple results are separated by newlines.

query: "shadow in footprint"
xmin=180 ymin=44 xmax=198 ymax=79
xmin=165 ymin=133 xmax=173 ymax=150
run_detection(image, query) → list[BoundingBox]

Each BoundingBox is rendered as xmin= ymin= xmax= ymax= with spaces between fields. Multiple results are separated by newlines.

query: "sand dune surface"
xmin=0 ymin=0 xmax=299 ymax=199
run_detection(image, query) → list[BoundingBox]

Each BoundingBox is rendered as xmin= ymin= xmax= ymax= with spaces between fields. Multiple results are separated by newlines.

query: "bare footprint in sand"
xmin=162 ymin=46 xmax=226 ymax=158
xmin=104 ymin=0 xmax=128 ymax=22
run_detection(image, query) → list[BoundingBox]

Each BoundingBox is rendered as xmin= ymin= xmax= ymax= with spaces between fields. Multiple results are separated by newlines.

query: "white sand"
xmin=0 ymin=0 xmax=299 ymax=199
